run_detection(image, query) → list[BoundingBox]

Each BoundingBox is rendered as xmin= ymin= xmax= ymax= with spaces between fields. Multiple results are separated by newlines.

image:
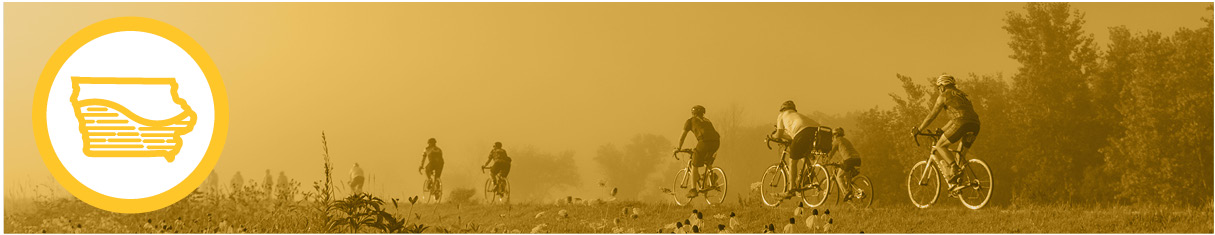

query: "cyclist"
xmin=674 ymin=105 xmax=721 ymax=198
xmin=349 ymin=163 xmax=365 ymax=195
xmin=768 ymin=100 xmax=821 ymax=197
xmin=912 ymin=74 xmax=981 ymax=187
xmin=418 ymin=138 xmax=444 ymax=192
xmin=482 ymin=142 xmax=512 ymax=193
xmin=826 ymin=127 xmax=862 ymax=201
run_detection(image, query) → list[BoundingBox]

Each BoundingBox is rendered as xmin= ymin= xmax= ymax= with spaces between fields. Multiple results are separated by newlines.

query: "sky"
xmin=5 ymin=2 xmax=1211 ymax=200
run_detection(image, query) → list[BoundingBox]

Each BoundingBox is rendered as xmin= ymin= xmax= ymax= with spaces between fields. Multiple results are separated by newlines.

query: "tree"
xmin=1003 ymin=2 xmax=1107 ymax=203
xmin=1100 ymin=9 xmax=1214 ymax=205
xmin=511 ymin=147 xmax=582 ymax=201
xmin=594 ymin=134 xmax=672 ymax=200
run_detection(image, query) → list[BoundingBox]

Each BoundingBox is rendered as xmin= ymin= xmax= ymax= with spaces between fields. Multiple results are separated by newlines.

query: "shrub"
xmin=448 ymin=188 xmax=477 ymax=204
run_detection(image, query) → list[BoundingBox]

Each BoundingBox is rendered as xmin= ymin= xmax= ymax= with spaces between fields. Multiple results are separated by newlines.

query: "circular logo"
xmin=33 ymin=17 xmax=228 ymax=213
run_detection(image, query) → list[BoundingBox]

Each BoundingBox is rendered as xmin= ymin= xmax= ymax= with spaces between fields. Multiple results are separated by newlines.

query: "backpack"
xmin=811 ymin=126 xmax=834 ymax=154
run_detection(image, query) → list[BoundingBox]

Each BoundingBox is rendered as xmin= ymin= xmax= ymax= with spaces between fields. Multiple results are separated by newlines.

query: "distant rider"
xmin=826 ymin=128 xmax=862 ymax=201
xmin=482 ymin=142 xmax=512 ymax=193
xmin=768 ymin=100 xmax=821 ymax=198
xmin=912 ymin=74 xmax=981 ymax=187
xmin=419 ymin=138 xmax=444 ymax=191
xmin=674 ymin=105 xmax=722 ymax=198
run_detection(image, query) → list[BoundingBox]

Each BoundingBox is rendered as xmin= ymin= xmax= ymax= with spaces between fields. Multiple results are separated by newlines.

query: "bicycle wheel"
xmin=956 ymin=159 xmax=993 ymax=209
xmin=704 ymin=168 xmax=728 ymax=205
xmin=672 ymin=169 xmax=694 ymax=206
xmin=484 ymin=178 xmax=495 ymax=203
xmin=759 ymin=165 xmax=787 ymax=207
xmin=906 ymin=161 xmax=940 ymax=208
xmin=801 ymin=164 xmax=830 ymax=207
xmin=847 ymin=175 xmax=874 ymax=209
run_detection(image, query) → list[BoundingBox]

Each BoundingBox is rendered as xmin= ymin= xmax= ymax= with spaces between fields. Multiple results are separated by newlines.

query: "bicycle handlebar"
xmin=672 ymin=148 xmax=694 ymax=160
xmin=764 ymin=128 xmax=789 ymax=150
xmin=913 ymin=128 xmax=945 ymax=146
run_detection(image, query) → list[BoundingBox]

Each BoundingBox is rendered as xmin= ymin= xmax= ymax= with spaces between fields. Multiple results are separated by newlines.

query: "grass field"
xmin=5 ymin=191 xmax=1212 ymax=233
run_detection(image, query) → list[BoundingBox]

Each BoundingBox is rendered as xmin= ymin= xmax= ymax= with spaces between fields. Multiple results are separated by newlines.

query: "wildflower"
xmin=530 ymin=224 xmax=548 ymax=234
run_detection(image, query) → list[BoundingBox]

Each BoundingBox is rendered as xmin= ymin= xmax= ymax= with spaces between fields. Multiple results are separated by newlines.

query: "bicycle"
xmin=820 ymin=161 xmax=873 ymax=209
xmin=759 ymin=127 xmax=833 ymax=208
xmin=482 ymin=166 xmax=510 ymax=204
xmin=671 ymin=148 xmax=728 ymax=206
xmin=907 ymin=128 xmax=993 ymax=209
xmin=419 ymin=170 xmax=442 ymax=203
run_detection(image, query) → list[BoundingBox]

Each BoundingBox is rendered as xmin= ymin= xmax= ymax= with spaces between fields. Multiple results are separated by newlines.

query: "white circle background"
xmin=45 ymin=31 xmax=215 ymax=199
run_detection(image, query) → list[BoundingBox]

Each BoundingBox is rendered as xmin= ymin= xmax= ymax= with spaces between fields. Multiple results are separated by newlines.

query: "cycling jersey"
xmin=941 ymin=88 xmax=980 ymax=124
xmin=488 ymin=148 xmax=512 ymax=177
xmin=489 ymin=148 xmax=511 ymax=163
xmin=423 ymin=146 xmax=444 ymax=177
xmin=775 ymin=110 xmax=820 ymax=140
xmin=830 ymin=137 xmax=861 ymax=160
xmin=684 ymin=116 xmax=721 ymax=142
xmin=425 ymin=146 xmax=444 ymax=164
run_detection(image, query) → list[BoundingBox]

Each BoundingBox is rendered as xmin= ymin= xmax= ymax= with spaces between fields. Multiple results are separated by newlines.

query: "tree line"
xmin=853 ymin=3 xmax=1212 ymax=206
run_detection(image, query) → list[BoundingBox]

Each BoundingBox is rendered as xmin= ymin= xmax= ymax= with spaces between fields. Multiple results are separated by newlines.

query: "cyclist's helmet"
xmin=691 ymin=105 xmax=706 ymax=116
xmin=936 ymin=74 xmax=956 ymax=87
xmin=780 ymin=100 xmax=797 ymax=112
xmin=833 ymin=127 xmax=845 ymax=137
xmin=494 ymin=142 xmax=502 ymax=148
xmin=427 ymin=138 xmax=437 ymax=145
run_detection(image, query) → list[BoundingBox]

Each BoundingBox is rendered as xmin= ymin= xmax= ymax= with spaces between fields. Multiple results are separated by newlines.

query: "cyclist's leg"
xmin=489 ymin=166 xmax=502 ymax=190
xmin=431 ymin=166 xmax=443 ymax=189
xmin=789 ymin=158 xmax=802 ymax=188
xmin=933 ymin=121 xmax=961 ymax=179
xmin=702 ymin=140 xmax=721 ymax=187
xmin=433 ymin=161 xmax=444 ymax=180
xmin=847 ymin=159 xmax=861 ymax=192
xmin=691 ymin=144 xmax=706 ymax=194
xmin=933 ymin=137 xmax=958 ymax=181
xmin=691 ymin=140 xmax=720 ymax=191
xmin=788 ymin=129 xmax=814 ymax=189
xmin=690 ymin=164 xmax=702 ymax=197
xmin=423 ymin=169 xmax=433 ymax=190
xmin=498 ymin=164 xmax=511 ymax=192
xmin=834 ymin=168 xmax=850 ymax=196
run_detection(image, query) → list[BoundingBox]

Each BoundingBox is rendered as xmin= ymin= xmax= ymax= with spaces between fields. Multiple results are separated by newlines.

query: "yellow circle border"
xmin=33 ymin=17 xmax=228 ymax=213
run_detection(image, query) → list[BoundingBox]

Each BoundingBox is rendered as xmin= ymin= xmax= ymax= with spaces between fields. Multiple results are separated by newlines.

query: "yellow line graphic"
xmin=71 ymin=76 xmax=197 ymax=162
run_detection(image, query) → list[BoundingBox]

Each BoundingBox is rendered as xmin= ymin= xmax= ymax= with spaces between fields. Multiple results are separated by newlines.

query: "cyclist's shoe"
xmin=948 ymin=183 xmax=967 ymax=192
xmin=841 ymin=192 xmax=854 ymax=202
xmin=946 ymin=171 xmax=963 ymax=185
xmin=687 ymin=188 xmax=699 ymax=198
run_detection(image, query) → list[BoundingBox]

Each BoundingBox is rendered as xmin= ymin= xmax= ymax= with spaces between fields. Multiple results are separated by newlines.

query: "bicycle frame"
xmin=482 ymin=168 xmax=507 ymax=194
xmin=914 ymin=130 xmax=973 ymax=187
xmin=765 ymin=139 xmax=819 ymax=192
xmin=673 ymin=149 xmax=715 ymax=191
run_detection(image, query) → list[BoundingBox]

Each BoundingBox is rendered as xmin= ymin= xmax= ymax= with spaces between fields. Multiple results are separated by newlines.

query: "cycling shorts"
xmin=692 ymin=140 xmax=720 ymax=167
xmin=490 ymin=161 xmax=511 ymax=178
xmin=943 ymin=121 xmax=981 ymax=148
xmin=788 ymin=128 xmax=817 ymax=160
xmin=424 ymin=161 xmax=444 ymax=178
